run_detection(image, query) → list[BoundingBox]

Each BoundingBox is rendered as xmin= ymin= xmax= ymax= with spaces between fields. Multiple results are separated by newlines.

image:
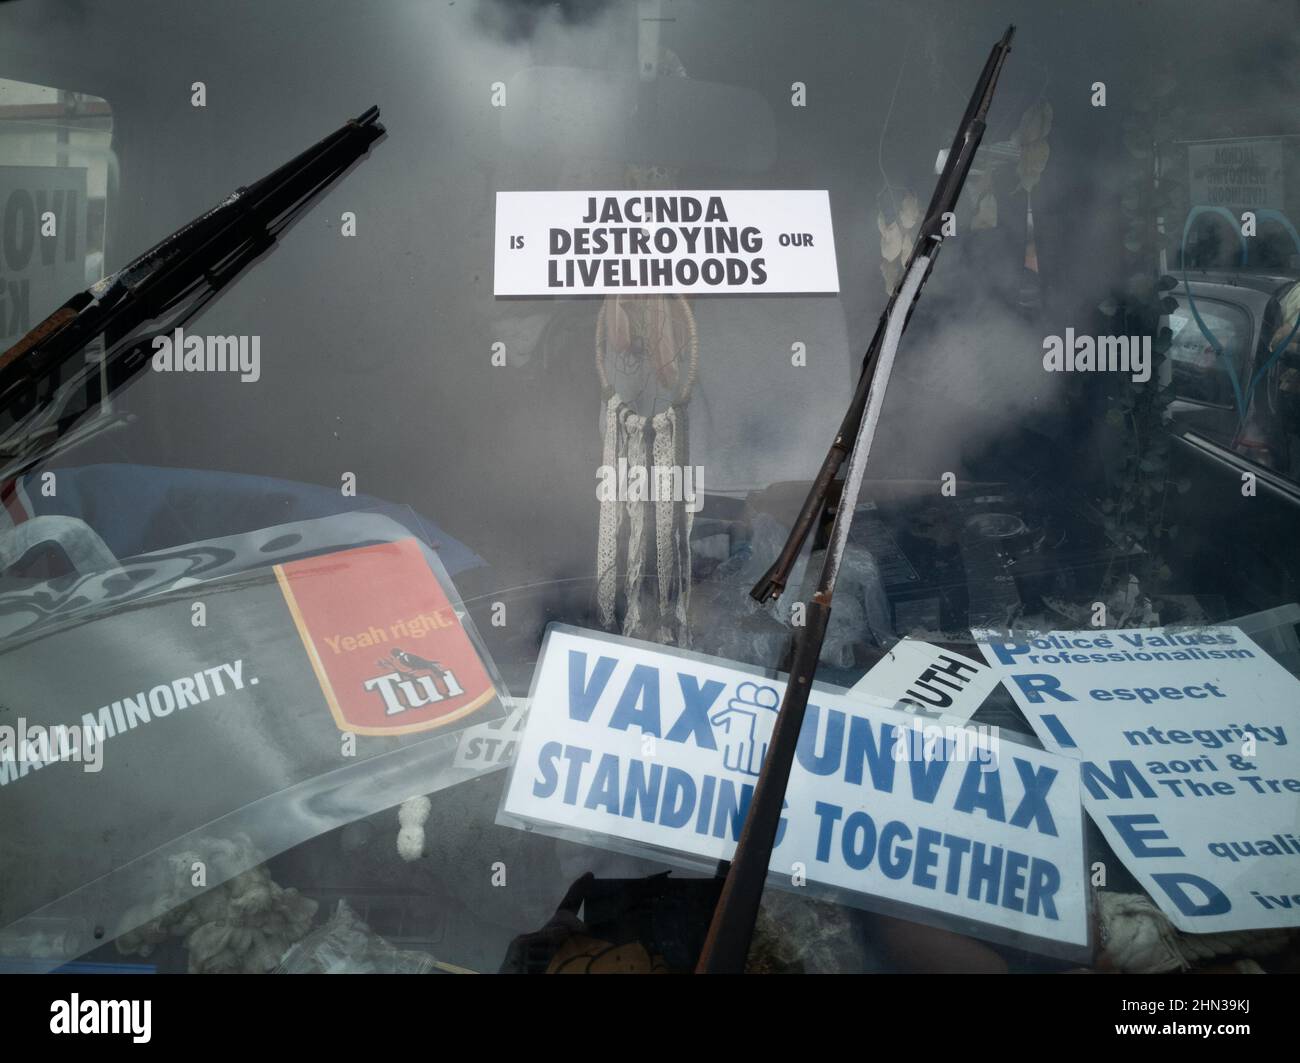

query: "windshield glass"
xmin=1 ymin=0 xmax=1298 ymax=977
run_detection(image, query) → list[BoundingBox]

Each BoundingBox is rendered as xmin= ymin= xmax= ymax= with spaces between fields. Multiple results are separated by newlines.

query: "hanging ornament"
xmin=594 ymin=294 xmax=699 ymax=646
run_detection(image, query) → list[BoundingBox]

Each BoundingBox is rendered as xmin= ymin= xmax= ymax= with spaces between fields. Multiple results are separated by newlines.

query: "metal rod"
xmin=818 ymin=254 xmax=930 ymax=595
xmin=700 ymin=25 xmax=1016 ymax=972
xmin=696 ymin=253 xmax=931 ymax=973
xmin=750 ymin=25 xmax=1014 ymax=605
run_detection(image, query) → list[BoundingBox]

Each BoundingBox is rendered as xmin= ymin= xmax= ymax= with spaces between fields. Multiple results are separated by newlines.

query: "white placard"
xmin=1187 ymin=139 xmax=1284 ymax=212
xmin=493 ymin=190 xmax=839 ymax=295
xmin=500 ymin=625 xmax=1088 ymax=951
xmin=851 ymin=639 xmax=1001 ymax=722
xmin=454 ymin=697 xmax=525 ymax=771
xmin=977 ymin=625 xmax=1300 ymax=933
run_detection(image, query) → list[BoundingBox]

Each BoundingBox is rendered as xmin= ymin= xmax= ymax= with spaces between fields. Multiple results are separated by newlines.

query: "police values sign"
xmin=977 ymin=626 xmax=1300 ymax=933
xmin=501 ymin=626 xmax=1088 ymax=951
xmin=493 ymin=190 xmax=839 ymax=295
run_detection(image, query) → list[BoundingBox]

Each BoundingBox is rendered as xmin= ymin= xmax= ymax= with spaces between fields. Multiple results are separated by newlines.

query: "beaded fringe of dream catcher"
xmin=594 ymin=295 xmax=698 ymax=646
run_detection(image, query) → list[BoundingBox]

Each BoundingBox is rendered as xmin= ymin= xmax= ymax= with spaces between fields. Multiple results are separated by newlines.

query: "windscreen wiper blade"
xmin=0 ymin=106 xmax=385 ymax=434
xmin=749 ymin=27 xmax=1015 ymax=605
xmin=697 ymin=26 xmax=1015 ymax=974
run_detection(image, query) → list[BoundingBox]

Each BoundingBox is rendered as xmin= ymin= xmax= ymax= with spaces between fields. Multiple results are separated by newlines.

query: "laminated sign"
xmin=978 ymin=625 xmax=1300 ymax=932
xmin=0 ymin=536 xmax=505 ymax=960
xmin=494 ymin=190 xmax=839 ymax=295
xmin=454 ymin=698 xmax=526 ymax=771
xmin=501 ymin=626 xmax=1088 ymax=953
xmin=277 ymin=539 xmax=498 ymax=735
xmin=851 ymin=638 xmax=1000 ymax=722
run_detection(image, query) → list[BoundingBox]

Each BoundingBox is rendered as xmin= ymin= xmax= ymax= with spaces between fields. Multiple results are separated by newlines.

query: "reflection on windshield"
xmin=0 ymin=0 xmax=1298 ymax=978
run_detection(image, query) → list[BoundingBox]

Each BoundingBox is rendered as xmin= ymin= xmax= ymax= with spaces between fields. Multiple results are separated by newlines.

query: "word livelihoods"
xmin=151 ymin=326 xmax=260 ymax=382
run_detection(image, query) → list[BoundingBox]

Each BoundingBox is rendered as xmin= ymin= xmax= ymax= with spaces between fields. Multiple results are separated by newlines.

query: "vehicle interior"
xmin=1 ymin=0 xmax=1298 ymax=977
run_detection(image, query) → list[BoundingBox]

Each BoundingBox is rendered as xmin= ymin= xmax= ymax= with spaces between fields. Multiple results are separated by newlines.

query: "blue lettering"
xmin=1108 ymin=813 xmax=1184 ymax=857
xmin=1026 ymin=858 xmax=1060 ymax=919
xmin=814 ymin=801 xmax=843 ymax=862
xmin=532 ymin=741 xmax=562 ymax=798
xmin=609 ymin=664 xmax=662 ymax=735
xmin=1001 ymin=850 xmax=1029 ymax=911
xmin=879 ymin=821 xmax=913 ymax=879
xmin=913 ymin=827 xmax=942 ymax=889
xmin=796 ymin=704 xmax=844 ymax=776
xmin=568 ymin=651 xmax=616 ymax=722
xmin=841 ymin=810 xmax=876 ymax=870
xmin=1082 ymin=759 xmax=1157 ymax=800
xmin=968 ymin=842 xmax=1003 ymax=903
xmin=907 ymin=738 xmax=953 ymax=803
xmin=989 ymin=641 xmax=1029 ymax=665
xmin=1012 ymin=673 xmax=1076 ymax=704
xmin=561 ymin=745 xmax=592 ymax=804
xmin=712 ymin=779 xmax=755 ymax=840
xmin=621 ymin=760 xmax=663 ymax=821
xmin=954 ymin=760 xmax=1006 ymax=822
xmin=942 ymin=834 xmax=971 ymax=894
xmin=1009 ymin=759 xmax=1058 ymax=836
xmin=844 ymin=718 xmax=898 ymax=791
xmin=1152 ymin=873 xmax=1231 ymax=917
xmin=694 ymin=774 xmax=716 ymax=834
xmin=666 ymin=674 xmax=722 ymax=749
xmin=584 ymin=753 xmax=621 ymax=814
xmin=660 ymin=767 xmax=696 ymax=828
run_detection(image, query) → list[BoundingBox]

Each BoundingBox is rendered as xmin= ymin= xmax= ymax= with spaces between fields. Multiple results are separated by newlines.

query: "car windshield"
xmin=1 ymin=0 xmax=1299 ymax=977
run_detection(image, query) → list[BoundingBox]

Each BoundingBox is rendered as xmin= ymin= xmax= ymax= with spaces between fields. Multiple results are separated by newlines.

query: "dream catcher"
xmin=594 ymin=293 xmax=698 ymax=646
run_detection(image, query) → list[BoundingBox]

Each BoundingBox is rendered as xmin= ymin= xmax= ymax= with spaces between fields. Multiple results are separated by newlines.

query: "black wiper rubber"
xmin=0 ymin=107 xmax=385 ymax=423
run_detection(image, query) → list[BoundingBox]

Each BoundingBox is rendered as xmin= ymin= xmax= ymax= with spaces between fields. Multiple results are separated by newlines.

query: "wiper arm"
xmin=749 ymin=27 xmax=1015 ymax=605
xmin=696 ymin=26 xmax=1015 ymax=974
xmin=0 ymin=106 xmax=385 ymax=437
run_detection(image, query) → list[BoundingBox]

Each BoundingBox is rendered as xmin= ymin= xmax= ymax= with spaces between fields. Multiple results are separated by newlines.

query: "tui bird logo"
xmin=368 ymin=647 xmax=465 ymax=713
xmin=384 ymin=648 xmax=447 ymax=679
